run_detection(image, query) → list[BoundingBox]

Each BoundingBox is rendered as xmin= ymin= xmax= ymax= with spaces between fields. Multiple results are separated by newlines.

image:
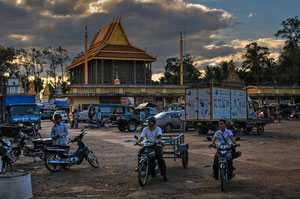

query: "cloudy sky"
xmin=0 ymin=0 xmax=298 ymax=80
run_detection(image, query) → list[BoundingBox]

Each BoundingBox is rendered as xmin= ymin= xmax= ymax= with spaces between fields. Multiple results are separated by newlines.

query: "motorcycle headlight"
xmin=220 ymin=150 xmax=227 ymax=154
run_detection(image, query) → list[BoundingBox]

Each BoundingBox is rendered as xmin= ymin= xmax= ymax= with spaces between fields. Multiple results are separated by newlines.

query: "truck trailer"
xmin=185 ymin=87 xmax=269 ymax=135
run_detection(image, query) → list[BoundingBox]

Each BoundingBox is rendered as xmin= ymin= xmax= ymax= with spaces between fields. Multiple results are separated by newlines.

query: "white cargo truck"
xmin=185 ymin=87 xmax=269 ymax=135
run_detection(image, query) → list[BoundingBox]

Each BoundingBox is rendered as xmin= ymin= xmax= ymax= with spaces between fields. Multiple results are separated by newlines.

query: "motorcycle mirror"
xmin=206 ymin=137 xmax=212 ymax=141
xmin=235 ymin=137 xmax=240 ymax=141
xmin=134 ymin=135 xmax=138 ymax=140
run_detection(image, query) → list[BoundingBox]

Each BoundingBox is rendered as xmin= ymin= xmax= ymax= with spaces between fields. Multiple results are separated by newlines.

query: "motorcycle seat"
xmin=33 ymin=138 xmax=53 ymax=145
xmin=62 ymin=153 xmax=74 ymax=157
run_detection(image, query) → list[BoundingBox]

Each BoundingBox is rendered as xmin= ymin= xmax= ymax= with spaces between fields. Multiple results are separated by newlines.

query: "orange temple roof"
xmin=67 ymin=19 xmax=156 ymax=70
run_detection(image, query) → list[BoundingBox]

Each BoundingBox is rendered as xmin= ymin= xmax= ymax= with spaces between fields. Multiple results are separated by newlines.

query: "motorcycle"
xmin=10 ymin=132 xmax=53 ymax=162
xmin=0 ymin=138 xmax=13 ymax=174
xmin=134 ymin=135 xmax=161 ymax=186
xmin=87 ymin=119 xmax=101 ymax=129
xmin=101 ymin=117 xmax=110 ymax=129
xmin=44 ymin=129 xmax=99 ymax=172
xmin=22 ymin=123 xmax=42 ymax=139
xmin=70 ymin=117 xmax=79 ymax=129
xmin=207 ymin=136 xmax=240 ymax=192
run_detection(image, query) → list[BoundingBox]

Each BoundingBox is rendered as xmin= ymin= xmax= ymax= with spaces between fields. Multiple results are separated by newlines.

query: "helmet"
xmin=54 ymin=114 xmax=62 ymax=120
xmin=147 ymin=116 xmax=157 ymax=126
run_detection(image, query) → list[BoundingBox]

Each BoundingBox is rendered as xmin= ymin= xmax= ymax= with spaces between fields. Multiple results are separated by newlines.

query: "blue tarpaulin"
xmin=5 ymin=95 xmax=36 ymax=108
xmin=54 ymin=100 xmax=69 ymax=108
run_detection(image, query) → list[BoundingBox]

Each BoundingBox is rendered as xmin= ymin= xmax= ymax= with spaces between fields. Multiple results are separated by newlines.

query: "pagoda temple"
xmin=65 ymin=19 xmax=186 ymax=111
xmin=67 ymin=18 xmax=156 ymax=86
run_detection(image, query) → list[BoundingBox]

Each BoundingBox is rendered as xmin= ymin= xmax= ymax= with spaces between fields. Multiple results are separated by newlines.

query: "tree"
xmin=202 ymin=61 xmax=231 ymax=85
xmin=0 ymin=46 xmax=18 ymax=75
xmin=33 ymin=76 xmax=44 ymax=94
xmin=275 ymin=16 xmax=300 ymax=85
xmin=241 ymin=42 xmax=272 ymax=84
xmin=18 ymin=49 xmax=35 ymax=92
xmin=56 ymin=46 xmax=69 ymax=80
xmin=159 ymin=54 xmax=201 ymax=84
xmin=43 ymin=46 xmax=58 ymax=87
xmin=0 ymin=46 xmax=18 ymax=94
xmin=29 ymin=48 xmax=45 ymax=78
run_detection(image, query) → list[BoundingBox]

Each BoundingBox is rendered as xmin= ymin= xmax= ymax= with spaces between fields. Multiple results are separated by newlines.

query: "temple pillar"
xmin=101 ymin=60 xmax=104 ymax=85
xmin=144 ymin=61 xmax=146 ymax=85
xmin=112 ymin=60 xmax=115 ymax=84
xmin=134 ymin=61 xmax=136 ymax=85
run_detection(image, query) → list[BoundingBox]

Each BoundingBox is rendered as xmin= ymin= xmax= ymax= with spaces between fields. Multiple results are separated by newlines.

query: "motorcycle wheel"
xmin=10 ymin=148 xmax=21 ymax=163
xmin=118 ymin=125 xmax=127 ymax=132
xmin=86 ymin=151 xmax=99 ymax=168
xmin=2 ymin=161 xmax=12 ymax=174
xmin=181 ymin=150 xmax=189 ymax=169
xmin=104 ymin=123 xmax=110 ymax=129
xmin=45 ymin=154 xmax=63 ymax=172
xmin=138 ymin=162 xmax=149 ymax=187
xmin=220 ymin=168 xmax=225 ymax=192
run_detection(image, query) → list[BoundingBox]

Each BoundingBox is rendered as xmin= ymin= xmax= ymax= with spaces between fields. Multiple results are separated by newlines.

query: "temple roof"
xmin=67 ymin=19 xmax=156 ymax=70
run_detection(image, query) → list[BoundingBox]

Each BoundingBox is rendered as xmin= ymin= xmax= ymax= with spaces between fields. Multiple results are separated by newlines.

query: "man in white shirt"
xmin=51 ymin=114 xmax=69 ymax=146
xmin=211 ymin=119 xmax=240 ymax=180
xmin=137 ymin=116 xmax=168 ymax=182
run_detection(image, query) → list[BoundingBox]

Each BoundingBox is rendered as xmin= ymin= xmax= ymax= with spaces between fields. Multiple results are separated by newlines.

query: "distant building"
xmin=7 ymin=73 xmax=22 ymax=95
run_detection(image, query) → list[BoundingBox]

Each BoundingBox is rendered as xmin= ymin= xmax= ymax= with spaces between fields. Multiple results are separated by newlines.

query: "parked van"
xmin=88 ymin=104 xmax=132 ymax=120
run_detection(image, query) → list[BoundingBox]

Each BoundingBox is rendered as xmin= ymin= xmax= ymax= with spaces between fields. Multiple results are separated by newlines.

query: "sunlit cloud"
xmin=152 ymin=72 xmax=164 ymax=81
xmin=10 ymin=34 xmax=32 ymax=41
xmin=193 ymin=37 xmax=285 ymax=70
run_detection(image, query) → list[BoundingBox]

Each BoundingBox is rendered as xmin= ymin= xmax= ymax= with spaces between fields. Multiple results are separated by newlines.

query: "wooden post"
xmin=134 ymin=61 xmax=136 ymax=85
xmin=84 ymin=26 xmax=88 ymax=85
xmin=101 ymin=60 xmax=104 ymax=84
xmin=144 ymin=62 xmax=146 ymax=85
xmin=180 ymin=32 xmax=183 ymax=85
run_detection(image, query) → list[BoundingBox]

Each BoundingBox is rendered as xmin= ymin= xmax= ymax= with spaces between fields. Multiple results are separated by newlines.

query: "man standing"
xmin=179 ymin=107 xmax=185 ymax=132
xmin=51 ymin=114 xmax=69 ymax=146
xmin=137 ymin=116 xmax=168 ymax=182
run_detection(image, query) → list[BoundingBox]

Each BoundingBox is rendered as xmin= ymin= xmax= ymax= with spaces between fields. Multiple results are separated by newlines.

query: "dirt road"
xmin=11 ymin=120 xmax=300 ymax=199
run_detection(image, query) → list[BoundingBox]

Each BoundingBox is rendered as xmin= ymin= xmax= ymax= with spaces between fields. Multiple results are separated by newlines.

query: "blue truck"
xmin=5 ymin=95 xmax=41 ymax=125
xmin=0 ymin=95 xmax=41 ymax=138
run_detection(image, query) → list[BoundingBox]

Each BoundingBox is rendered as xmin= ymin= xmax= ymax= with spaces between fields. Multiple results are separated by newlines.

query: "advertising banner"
xmin=212 ymin=88 xmax=230 ymax=119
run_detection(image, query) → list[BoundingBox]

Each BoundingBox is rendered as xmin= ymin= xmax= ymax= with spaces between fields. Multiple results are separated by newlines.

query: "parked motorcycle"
xmin=0 ymin=138 xmax=13 ymax=174
xmin=22 ymin=123 xmax=42 ymax=139
xmin=70 ymin=117 xmax=79 ymax=129
xmin=101 ymin=117 xmax=110 ymax=129
xmin=44 ymin=129 xmax=99 ymax=172
xmin=134 ymin=135 xmax=161 ymax=186
xmin=10 ymin=132 xmax=53 ymax=162
xmin=207 ymin=136 xmax=240 ymax=191
xmin=87 ymin=119 xmax=101 ymax=129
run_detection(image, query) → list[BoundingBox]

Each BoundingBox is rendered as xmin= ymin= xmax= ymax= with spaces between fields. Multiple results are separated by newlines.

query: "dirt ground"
xmin=10 ymin=120 xmax=300 ymax=199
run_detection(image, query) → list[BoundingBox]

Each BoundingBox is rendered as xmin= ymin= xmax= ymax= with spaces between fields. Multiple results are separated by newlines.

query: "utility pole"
xmin=180 ymin=32 xmax=183 ymax=85
xmin=84 ymin=25 xmax=88 ymax=85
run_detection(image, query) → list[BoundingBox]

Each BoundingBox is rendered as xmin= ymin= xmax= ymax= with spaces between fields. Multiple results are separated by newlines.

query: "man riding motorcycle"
xmin=211 ymin=119 xmax=241 ymax=180
xmin=136 ymin=116 xmax=168 ymax=182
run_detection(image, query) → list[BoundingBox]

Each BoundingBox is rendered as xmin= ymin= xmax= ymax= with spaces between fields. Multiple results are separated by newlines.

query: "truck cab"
xmin=6 ymin=103 xmax=41 ymax=128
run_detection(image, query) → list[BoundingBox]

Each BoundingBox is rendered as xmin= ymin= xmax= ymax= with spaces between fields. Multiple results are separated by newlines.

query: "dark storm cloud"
xmin=0 ymin=0 xmax=234 ymax=74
